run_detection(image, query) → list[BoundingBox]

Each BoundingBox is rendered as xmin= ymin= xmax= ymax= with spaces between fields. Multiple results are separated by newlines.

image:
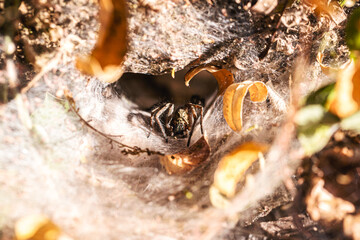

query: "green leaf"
xmin=346 ymin=7 xmax=360 ymax=51
xmin=295 ymin=105 xmax=326 ymax=127
xmin=298 ymin=124 xmax=339 ymax=156
xmin=305 ymin=83 xmax=335 ymax=107
xmin=340 ymin=111 xmax=360 ymax=132
xmin=295 ymin=104 xmax=340 ymax=155
xmin=295 ymin=104 xmax=339 ymax=128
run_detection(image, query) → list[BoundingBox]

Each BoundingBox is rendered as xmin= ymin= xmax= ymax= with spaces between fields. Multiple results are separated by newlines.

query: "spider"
xmin=150 ymin=95 xmax=205 ymax=146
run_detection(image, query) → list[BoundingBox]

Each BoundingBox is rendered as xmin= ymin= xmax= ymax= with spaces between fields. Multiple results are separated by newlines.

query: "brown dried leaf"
xmin=160 ymin=136 xmax=210 ymax=175
xmin=306 ymin=177 xmax=355 ymax=226
xmin=328 ymin=60 xmax=360 ymax=118
xmin=250 ymin=0 xmax=278 ymax=15
xmin=316 ymin=52 xmax=347 ymax=78
xmin=15 ymin=214 xmax=67 ymax=240
xmin=223 ymin=81 xmax=268 ymax=132
xmin=184 ymin=65 xmax=234 ymax=95
xmin=212 ymin=142 xmax=269 ymax=199
xmin=76 ymin=0 xmax=127 ymax=83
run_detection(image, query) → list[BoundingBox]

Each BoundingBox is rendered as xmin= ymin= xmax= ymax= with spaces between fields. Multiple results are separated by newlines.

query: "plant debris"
xmin=185 ymin=65 xmax=234 ymax=95
xmin=223 ymin=81 xmax=268 ymax=132
xmin=15 ymin=214 xmax=68 ymax=240
xmin=212 ymin=142 xmax=268 ymax=199
xmin=160 ymin=135 xmax=210 ymax=174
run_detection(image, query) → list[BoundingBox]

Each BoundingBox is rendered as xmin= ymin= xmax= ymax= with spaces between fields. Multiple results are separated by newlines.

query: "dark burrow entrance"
xmin=113 ymin=68 xmax=219 ymax=111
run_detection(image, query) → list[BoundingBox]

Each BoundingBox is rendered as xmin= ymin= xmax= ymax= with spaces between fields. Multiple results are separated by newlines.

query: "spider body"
xmin=170 ymin=107 xmax=190 ymax=138
xmin=150 ymin=95 xmax=204 ymax=146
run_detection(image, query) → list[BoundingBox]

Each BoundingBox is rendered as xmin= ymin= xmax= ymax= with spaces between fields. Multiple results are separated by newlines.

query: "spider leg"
xmin=186 ymin=104 xmax=204 ymax=147
xmin=150 ymin=106 xmax=161 ymax=133
xmin=191 ymin=104 xmax=204 ymax=134
xmin=151 ymin=103 xmax=173 ymax=142
xmin=186 ymin=108 xmax=195 ymax=147
xmin=165 ymin=103 xmax=174 ymax=130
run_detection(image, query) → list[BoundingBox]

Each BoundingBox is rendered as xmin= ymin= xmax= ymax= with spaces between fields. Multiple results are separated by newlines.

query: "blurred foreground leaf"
xmin=328 ymin=61 xmax=360 ymax=118
xmin=298 ymin=123 xmax=338 ymax=156
xmin=15 ymin=215 xmax=67 ymax=240
xmin=295 ymin=105 xmax=327 ymax=126
xmin=76 ymin=0 xmax=127 ymax=83
xmin=295 ymin=104 xmax=339 ymax=127
xmin=209 ymin=185 xmax=231 ymax=209
xmin=222 ymin=81 xmax=268 ymax=132
xmin=340 ymin=111 xmax=360 ymax=132
xmin=295 ymin=104 xmax=339 ymax=155
xmin=344 ymin=213 xmax=360 ymax=240
xmin=212 ymin=142 xmax=268 ymax=199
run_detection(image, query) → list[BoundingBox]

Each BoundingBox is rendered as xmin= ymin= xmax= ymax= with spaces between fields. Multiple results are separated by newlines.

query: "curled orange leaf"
xmin=223 ymin=81 xmax=268 ymax=131
xmin=160 ymin=136 xmax=210 ymax=175
xmin=76 ymin=0 xmax=127 ymax=83
xmin=185 ymin=65 xmax=234 ymax=95
xmin=212 ymin=142 xmax=269 ymax=199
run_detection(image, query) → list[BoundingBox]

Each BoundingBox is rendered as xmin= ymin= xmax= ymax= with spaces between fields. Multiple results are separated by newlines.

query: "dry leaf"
xmin=316 ymin=52 xmax=350 ymax=78
xmin=223 ymin=81 xmax=268 ymax=132
xmin=212 ymin=142 xmax=269 ymax=199
xmin=316 ymin=52 xmax=351 ymax=79
xmin=15 ymin=214 xmax=66 ymax=240
xmin=250 ymin=0 xmax=278 ymax=15
xmin=328 ymin=60 xmax=360 ymax=118
xmin=184 ymin=65 xmax=234 ymax=95
xmin=306 ymin=177 xmax=355 ymax=226
xmin=76 ymin=0 xmax=127 ymax=83
xmin=304 ymin=0 xmax=346 ymax=25
xmin=160 ymin=136 xmax=210 ymax=175
xmin=344 ymin=213 xmax=360 ymax=240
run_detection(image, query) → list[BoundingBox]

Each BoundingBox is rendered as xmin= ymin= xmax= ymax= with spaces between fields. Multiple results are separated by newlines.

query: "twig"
xmin=64 ymin=91 xmax=164 ymax=156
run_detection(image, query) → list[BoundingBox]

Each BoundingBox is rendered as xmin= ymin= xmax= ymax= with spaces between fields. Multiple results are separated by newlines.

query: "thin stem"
xmin=65 ymin=93 xmax=164 ymax=156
